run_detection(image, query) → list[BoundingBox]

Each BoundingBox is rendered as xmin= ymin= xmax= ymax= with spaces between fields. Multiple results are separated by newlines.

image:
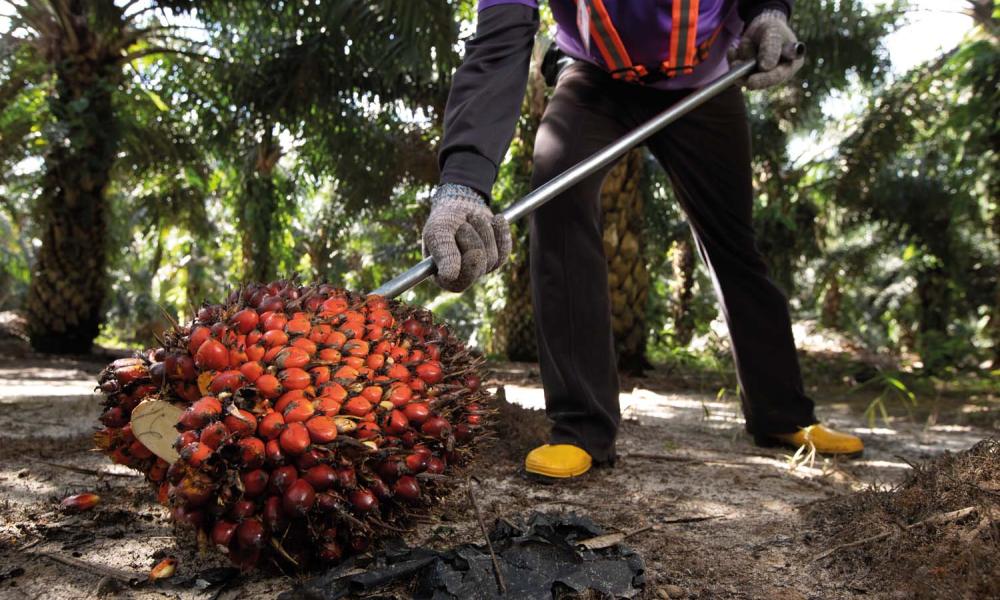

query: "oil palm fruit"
xmin=94 ymin=281 xmax=492 ymax=571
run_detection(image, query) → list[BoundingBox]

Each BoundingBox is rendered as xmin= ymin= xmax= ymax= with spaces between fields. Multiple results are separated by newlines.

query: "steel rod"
xmin=371 ymin=44 xmax=804 ymax=299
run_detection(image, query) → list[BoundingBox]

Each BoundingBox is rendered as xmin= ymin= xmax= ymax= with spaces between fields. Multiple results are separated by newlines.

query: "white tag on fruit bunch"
xmin=577 ymin=0 xmax=591 ymax=54
xmin=131 ymin=399 xmax=183 ymax=464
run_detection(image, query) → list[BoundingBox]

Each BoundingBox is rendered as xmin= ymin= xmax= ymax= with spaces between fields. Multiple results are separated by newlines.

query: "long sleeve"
xmin=438 ymin=4 xmax=540 ymax=199
xmin=738 ymin=0 xmax=793 ymax=21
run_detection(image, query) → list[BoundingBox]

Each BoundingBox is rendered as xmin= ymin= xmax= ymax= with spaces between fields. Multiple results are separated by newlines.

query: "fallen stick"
xmin=466 ymin=475 xmax=506 ymax=595
xmin=31 ymin=459 xmax=139 ymax=479
xmin=624 ymin=453 xmax=747 ymax=467
xmin=34 ymin=550 xmax=138 ymax=583
xmin=812 ymin=506 xmax=977 ymax=562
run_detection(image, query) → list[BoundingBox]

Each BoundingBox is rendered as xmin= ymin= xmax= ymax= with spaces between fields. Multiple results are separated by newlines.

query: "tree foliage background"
xmin=0 ymin=0 xmax=996 ymax=378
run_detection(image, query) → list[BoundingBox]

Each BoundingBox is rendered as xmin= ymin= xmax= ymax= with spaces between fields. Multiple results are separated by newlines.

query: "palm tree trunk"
xmin=27 ymin=1 xmax=123 ymax=353
xmin=670 ymin=237 xmax=697 ymax=346
xmin=240 ymin=129 xmax=282 ymax=282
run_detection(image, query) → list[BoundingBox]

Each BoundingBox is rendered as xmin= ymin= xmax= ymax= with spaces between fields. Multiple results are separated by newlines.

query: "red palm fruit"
xmin=229 ymin=499 xmax=256 ymax=520
xmin=263 ymin=312 xmax=288 ymax=332
xmin=368 ymin=309 xmax=393 ymax=328
xmin=109 ymin=448 xmax=133 ymax=466
xmin=166 ymin=354 xmax=197 ymax=381
xmin=239 ymin=361 xmax=265 ymax=383
xmin=212 ymin=520 xmax=239 ymax=548
xmin=402 ymin=402 xmax=430 ymax=424
xmin=365 ymin=354 xmax=385 ymax=370
xmin=274 ymin=389 xmax=306 ymax=414
xmin=315 ymin=492 xmax=340 ymax=513
xmin=369 ymin=476 xmax=392 ymax=501
xmin=304 ymin=464 xmax=337 ymax=491
xmin=317 ymin=348 xmax=341 ymax=363
xmin=291 ymin=337 xmax=317 ymax=355
xmin=278 ymin=368 xmax=310 ymax=390
xmin=389 ymin=346 xmax=408 ymax=362
xmin=305 ymin=415 xmax=338 ymax=443
xmin=339 ymin=321 xmax=364 ymax=340
xmin=149 ymin=362 xmax=167 ymax=386
xmin=245 ymin=344 xmax=265 ymax=362
xmin=394 ymin=476 xmax=421 ymax=502
xmin=325 ymin=331 xmax=348 ymax=350
xmin=356 ymin=422 xmax=381 ymax=440
xmin=343 ymin=310 xmax=365 ymax=324
xmin=319 ymin=540 xmax=344 ymax=562
xmin=425 ymin=456 xmax=446 ymax=475
xmin=255 ymin=374 xmax=281 ymax=399
xmin=340 ymin=358 xmax=364 ymax=373
xmin=387 ymin=364 xmax=410 ymax=382
xmin=236 ymin=519 xmax=266 ymax=549
xmin=258 ymin=294 xmax=283 ymax=312
xmin=336 ymin=466 xmax=357 ymax=490
xmin=318 ymin=382 xmax=348 ymax=402
xmin=285 ymin=318 xmax=311 ymax=336
xmin=258 ymin=411 xmax=286 ymax=440
xmin=238 ymin=437 xmax=265 ymax=468
xmin=342 ymin=397 xmax=372 ymax=417
xmin=110 ymin=357 xmax=143 ymax=369
xmin=321 ymin=297 xmax=348 ymax=314
xmin=263 ymin=496 xmax=288 ymax=532
xmin=401 ymin=318 xmax=424 ymax=338
xmin=176 ymin=472 xmax=214 ymax=506
xmin=263 ymin=344 xmax=286 ymax=364
xmin=415 ymin=362 xmax=443 ymax=384
xmin=199 ymin=421 xmax=228 ymax=449
xmin=157 ymin=483 xmax=171 ymax=506
xmin=100 ymin=407 xmax=127 ymax=428
xmin=241 ymin=469 xmax=269 ymax=498
xmin=349 ymin=489 xmax=377 ymax=513
xmin=179 ymin=396 xmax=222 ymax=430
xmin=304 ymin=295 xmax=323 ymax=312
xmin=173 ymin=430 xmax=198 ymax=452
xmin=224 ymin=408 xmax=257 ymax=437
xmin=404 ymin=452 xmax=427 ymax=474
xmin=283 ymin=400 xmax=315 ymax=424
xmin=296 ymin=448 xmax=324 ymax=470
xmin=282 ymin=479 xmax=316 ymax=517
xmin=195 ymin=339 xmax=228 ymax=371
xmin=421 ymin=416 xmax=451 ymax=439
xmin=388 ymin=384 xmax=412 ymax=407
xmin=465 ymin=374 xmax=482 ymax=391
xmin=468 ymin=413 xmax=482 ymax=425
xmin=209 ymin=370 xmax=244 ymax=394
xmin=408 ymin=378 xmax=427 ymax=393
xmin=360 ymin=386 xmax=383 ymax=403
xmin=454 ymin=423 xmax=473 ymax=442
xmin=275 ymin=347 xmax=309 ymax=370
xmin=343 ymin=340 xmax=369 ymax=358
xmin=385 ymin=410 xmax=409 ymax=435
xmin=268 ymin=465 xmax=298 ymax=494
xmin=172 ymin=505 xmax=205 ymax=529
xmin=262 ymin=329 xmax=289 ymax=348
xmin=148 ymin=459 xmax=168 ymax=483
xmin=61 ymin=492 xmax=100 ymax=512
xmin=230 ymin=309 xmax=259 ymax=335
xmin=279 ymin=422 xmax=310 ymax=455
xmin=309 ymin=324 xmax=333 ymax=345
xmin=188 ymin=326 xmax=211 ymax=356
xmin=114 ymin=363 xmax=149 ymax=385
xmin=315 ymin=397 xmax=342 ymax=416
xmin=228 ymin=346 xmax=248 ymax=368
xmin=246 ymin=330 xmax=263 ymax=346
xmin=366 ymin=296 xmax=388 ymax=310
xmin=265 ymin=438 xmax=286 ymax=465
xmin=365 ymin=325 xmax=384 ymax=342
xmin=174 ymin=381 xmax=201 ymax=403
xmin=309 ymin=366 xmax=331 ymax=386
xmin=377 ymin=460 xmax=404 ymax=481
xmin=405 ymin=349 xmax=424 ymax=364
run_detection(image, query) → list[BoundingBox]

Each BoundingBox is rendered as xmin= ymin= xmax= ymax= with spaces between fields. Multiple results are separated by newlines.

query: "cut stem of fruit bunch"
xmin=95 ymin=280 xmax=492 ymax=571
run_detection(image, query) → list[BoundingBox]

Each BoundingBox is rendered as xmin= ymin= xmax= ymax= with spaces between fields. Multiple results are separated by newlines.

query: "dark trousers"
xmin=529 ymin=61 xmax=818 ymax=464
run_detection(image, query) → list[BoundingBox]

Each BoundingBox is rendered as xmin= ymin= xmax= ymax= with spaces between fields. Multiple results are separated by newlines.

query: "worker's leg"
xmin=528 ymin=62 xmax=632 ymax=465
xmin=642 ymin=85 xmax=818 ymax=437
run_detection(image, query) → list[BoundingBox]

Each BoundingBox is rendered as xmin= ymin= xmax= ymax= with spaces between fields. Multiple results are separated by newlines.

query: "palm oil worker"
xmin=421 ymin=0 xmax=865 ymax=480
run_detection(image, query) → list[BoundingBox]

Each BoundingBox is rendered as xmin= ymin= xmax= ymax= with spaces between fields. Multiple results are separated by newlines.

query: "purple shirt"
xmin=478 ymin=0 xmax=743 ymax=89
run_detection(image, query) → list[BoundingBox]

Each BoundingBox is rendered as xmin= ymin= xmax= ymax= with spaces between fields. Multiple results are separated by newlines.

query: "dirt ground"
xmin=0 ymin=337 xmax=997 ymax=599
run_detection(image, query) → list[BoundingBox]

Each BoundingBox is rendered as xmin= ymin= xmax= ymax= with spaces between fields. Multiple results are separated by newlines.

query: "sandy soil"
xmin=0 ymin=342 xmax=996 ymax=599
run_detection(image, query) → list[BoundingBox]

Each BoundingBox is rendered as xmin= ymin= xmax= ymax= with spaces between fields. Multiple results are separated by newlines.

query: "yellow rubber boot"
xmin=772 ymin=424 xmax=864 ymax=456
xmin=524 ymin=444 xmax=592 ymax=479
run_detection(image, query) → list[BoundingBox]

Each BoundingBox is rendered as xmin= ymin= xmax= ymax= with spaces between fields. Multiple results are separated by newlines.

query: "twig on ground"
xmin=33 ymin=550 xmax=138 ymax=583
xmin=658 ymin=515 xmax=726 ymax=525
xmin=466 ymin=475 xmax=506 ymax=595
xmin=812 ymin=506 xmax=978 ymax=562
xmin=30 ymin=459 xmax=139 ymax=479
xmin=577 ymin=525 xmax=654 ymax=550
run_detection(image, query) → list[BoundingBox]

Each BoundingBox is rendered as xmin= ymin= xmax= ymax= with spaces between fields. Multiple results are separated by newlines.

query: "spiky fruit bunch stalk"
xmin=95 ymin=281 xmax=492 ymax=570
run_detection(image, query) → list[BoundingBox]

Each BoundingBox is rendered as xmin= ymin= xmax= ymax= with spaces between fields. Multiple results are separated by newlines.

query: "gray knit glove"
xmin=422 ymin=184 xmax=512 ymax=292
xmin=729 ymin=10 xmax=804 ymax=90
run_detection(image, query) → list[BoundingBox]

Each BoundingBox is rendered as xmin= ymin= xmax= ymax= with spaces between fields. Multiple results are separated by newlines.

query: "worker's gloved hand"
xmin=729 ymin=10 xmax=804 ymax=90
xmin=422 ymin=183 xmax=512 ymax=292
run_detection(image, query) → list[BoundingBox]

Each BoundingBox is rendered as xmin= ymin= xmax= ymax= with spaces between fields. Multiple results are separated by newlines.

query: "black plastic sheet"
xmin=282 ymin=512 xmax=646 ymax=599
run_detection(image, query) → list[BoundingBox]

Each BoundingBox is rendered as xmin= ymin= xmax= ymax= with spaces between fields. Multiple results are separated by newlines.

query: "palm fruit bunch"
xmin=94 ymin=281 xmax=490 ymax=570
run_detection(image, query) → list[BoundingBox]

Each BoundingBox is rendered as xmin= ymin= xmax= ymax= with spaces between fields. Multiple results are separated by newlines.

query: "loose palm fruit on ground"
xmin=95 ymin=281 xmax=493 ymax=570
